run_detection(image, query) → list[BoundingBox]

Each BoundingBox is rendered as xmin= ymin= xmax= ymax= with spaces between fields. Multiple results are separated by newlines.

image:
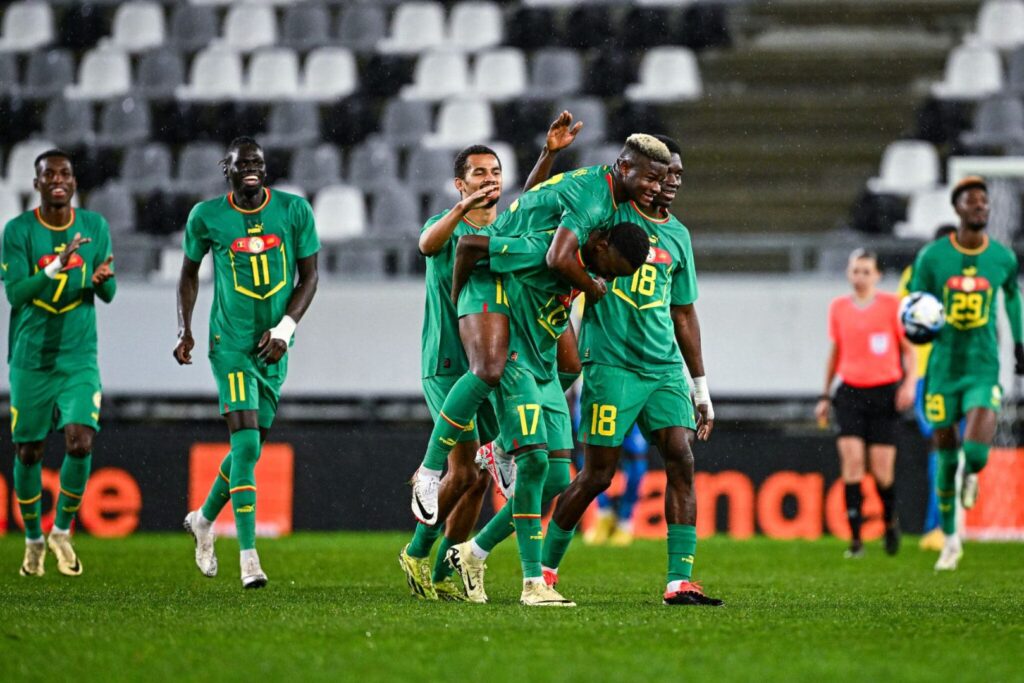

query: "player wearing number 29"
xmin=2 ymin=149 xmax=116 ymax=578
xmin=908 ymin=176 xmax=1024 ymax=571
xmin=174 ymin=137 xmax=320 ymax=588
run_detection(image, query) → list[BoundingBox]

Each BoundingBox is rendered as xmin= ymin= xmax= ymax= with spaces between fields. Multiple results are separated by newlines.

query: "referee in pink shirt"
xmin=815 ymin=249 xmax=916 ymax=558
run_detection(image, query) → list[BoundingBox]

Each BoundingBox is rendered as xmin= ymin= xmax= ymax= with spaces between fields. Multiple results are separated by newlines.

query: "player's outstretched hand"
xmin=257 ymin=330 xmax=287 ymax=364
xmin=92 ymin=255 xmax=114 ymax=286
xmin=459 ymin=183 xmax=500 ymax=213
xmin=546 ymin=110 xmax=583 ymax=153
xmin=173 ymin=331 xmax=194 ymax=365
xmin=61 ymin=232 xmax=92 ymax=266
xmin=696 ymin=404 xmax=714 ymax=441
xmin=1015 ymin=343 xmax=1024 ymax=375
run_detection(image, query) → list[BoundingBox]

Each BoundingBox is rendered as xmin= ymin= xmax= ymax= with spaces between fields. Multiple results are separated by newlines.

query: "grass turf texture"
xmin=2 ymin=533 xmax=1022 ymax=682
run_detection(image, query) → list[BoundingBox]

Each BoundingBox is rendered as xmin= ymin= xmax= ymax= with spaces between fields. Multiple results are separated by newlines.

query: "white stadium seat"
xmin=109 ymin=1 xmax=166 ymax=53
xmin=895 ymin=188 xmax=960 ymax=239
xmin=487 ymin=141 xmax=519 ymax=188
xmin=314 ymin=185 xmax=367 ymax=242
xmin=448 ymin=2 xmax=503 ymax=52
xmin=424 ymin=99 xmax=494 ymax=148
xmin=377 ymin=2 xmax=445 ymax=55
xmin=0 ymin=186 xmax=24 ymax=224
xmin=866 ymin=140 xmax=940 ymax=197
xmin=244 ymin=48 xmax=300 ymax=100
xmin=222 ymin=4 xmax=277 ymax=52
xmin=299 ymin=48 xmax=358 ymax=102
xmin=176 ymin=47 xmax=244 ymax=101
xmin=65 ymin=46 xmax=132 ymax=100
xmin=931 ymin=45 xmax=1004 ymax=100
xmin=5 ymin=139 xmax=57 ymax=194
xmin=472 ymin=48 xmax=527 ymax=102
xmin=969 ymin=0 xmax=1024 ymax=51
xmin=0 ymin=1 xmax=54 ymax=53
xmin=401 ymin=51 xmax=470 ymax=101
xmin=626 ymin=47 xmax=702 ymax=102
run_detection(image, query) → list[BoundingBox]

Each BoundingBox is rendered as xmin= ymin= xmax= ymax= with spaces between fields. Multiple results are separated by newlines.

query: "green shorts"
xmin=422 ymin=374 xmax=500 ymax=445
xmin=578 ymin=363 xmax=696 ymax=447
xmin=209 ymin=350 xmax=289 ymax=429
xmin=9 ymin=364 xmax=102 ymax=443
xmin=923 ymin=374 xmax=1002 ymax=428
xmin=489 ymin=363 xmax=574 ymax=453
xmin=456 ymin=267 xmax=510 ymax=318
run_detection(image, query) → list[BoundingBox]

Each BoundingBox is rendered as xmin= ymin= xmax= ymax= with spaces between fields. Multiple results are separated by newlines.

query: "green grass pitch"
xmin=2 ymin=532 xmax=1022 ymax=682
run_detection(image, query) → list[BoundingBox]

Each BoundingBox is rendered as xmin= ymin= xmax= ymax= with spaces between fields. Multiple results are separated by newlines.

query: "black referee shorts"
xmin=833 ymin=382 xmax=899 ymax=446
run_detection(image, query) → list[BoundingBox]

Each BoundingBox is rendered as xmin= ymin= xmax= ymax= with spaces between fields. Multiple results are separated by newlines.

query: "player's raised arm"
xmin=419 ymin=184 xmax=500 ymax=257
xmin=547 ymin=227 xmax=606 ymax=301
xmin=523 ymin=110 xmax=583 ymax=192
xmin=451 ymin=234 xmax=491 ymax=306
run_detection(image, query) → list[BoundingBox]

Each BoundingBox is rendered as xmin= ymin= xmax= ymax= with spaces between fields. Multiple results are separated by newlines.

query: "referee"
xmin=815 ymin=249 xmax=917 ymax=558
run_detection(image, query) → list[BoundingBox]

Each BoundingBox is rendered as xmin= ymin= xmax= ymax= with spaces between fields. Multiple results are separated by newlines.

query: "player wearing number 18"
xmin=908 ymin=176 xmax=1024 ymax=571
xmin=174 ymin=137 xmax=320 ymax=588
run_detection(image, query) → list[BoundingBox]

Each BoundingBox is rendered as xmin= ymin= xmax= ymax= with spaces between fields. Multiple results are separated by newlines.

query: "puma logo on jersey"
xmin=247 ymin=223 xmax=265 ymax=234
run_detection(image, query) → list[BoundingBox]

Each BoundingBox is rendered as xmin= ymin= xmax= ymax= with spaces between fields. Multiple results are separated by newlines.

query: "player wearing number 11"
xmin=174 ymin=137 xmax=320 ymax=589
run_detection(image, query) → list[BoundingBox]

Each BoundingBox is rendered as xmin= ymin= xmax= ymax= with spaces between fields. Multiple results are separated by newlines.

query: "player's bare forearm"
xmin=524 ymin=147 xmax=558 ymax=192
xmin=671 ymin=304 xmax=705 ymax=378
xmin=547 ymin=227 xmax=603 ymax=299
xmin=176 ymin=257 xmax=201 ymax=335
xmin=284 ymin=254 xmax=319 ymax=324
xmin=524 ymin=111 xmax=582 ymax=191
xmin=451 ymin=235 xmax=490 ymax=305
xmin=556 ymin=324 xmax=582 ymax=375
xmin=899 ymin=337 xmax=917 ymax=385
xmin=823 ymin=343 xmax=838 ymax=395
xmin=419 ymin=206 xmax=466 ymax=257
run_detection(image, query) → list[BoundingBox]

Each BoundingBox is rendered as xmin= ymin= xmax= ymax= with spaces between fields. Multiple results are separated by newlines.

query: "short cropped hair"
xmin=653 ymin=134 xmax=682 ymax=157
xmin=34 ymin=149 xmax=73 ymax=175
xmin=454 ymin=144 xmax=500 ymax=180
xmin=950 ymin=175 xmax=987 ymax=205
xmin=622 ymin=134 xmax=671 ymax=165
xmin=607 ymin=222 xmax=651 ymax=270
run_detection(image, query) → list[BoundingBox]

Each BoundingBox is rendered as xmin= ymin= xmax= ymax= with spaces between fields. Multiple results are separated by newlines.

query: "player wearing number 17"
xmin=908 ymin=176 xmax=1024 ymax=572
xmin=174 ymin=137 xmax=320 ymax=589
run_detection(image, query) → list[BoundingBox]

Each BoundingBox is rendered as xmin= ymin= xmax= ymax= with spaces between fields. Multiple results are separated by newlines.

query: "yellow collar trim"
xmin=630 ymin=200 xmax=669 ymax=224
xmin=228 ymin=188 xmax=271 ymax=214
xmin=950 ymin=233 xmax=988 ymax=255
xmin=34 ymin=207 xmax=74 ymax=231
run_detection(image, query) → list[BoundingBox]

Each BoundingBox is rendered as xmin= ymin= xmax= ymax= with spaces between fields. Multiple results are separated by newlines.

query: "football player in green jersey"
xmin=410 ymin=134 xmax=669 ymax=524
xmin=908 ymin=176 xmax=1024 ymax=571
xmin=445 ymin=223 xmax=649 ymax=606
xmin=545 ymin=135 xmax=723 ymax=606
xmin=401 ymin=114 xmax=584 ymax=601
xmin=174 ymin=137 xmax=320 ymax=589
xmin=2 ymin=149 xmax=116 ymax=578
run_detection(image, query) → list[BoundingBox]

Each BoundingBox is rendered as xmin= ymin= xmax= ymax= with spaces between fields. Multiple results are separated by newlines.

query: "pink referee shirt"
xmin=828 ymin=292 xmax=905 ymax=388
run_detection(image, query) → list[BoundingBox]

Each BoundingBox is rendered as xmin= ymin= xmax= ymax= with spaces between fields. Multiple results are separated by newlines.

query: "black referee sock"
xmin=844 ymin=483 xmax=863 ymax=542
xmin=877 ymin=483 xmax=896 ymax=527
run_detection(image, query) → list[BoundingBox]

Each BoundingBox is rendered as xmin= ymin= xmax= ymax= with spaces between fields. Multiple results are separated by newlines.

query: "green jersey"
xmin=909 ymin=233 xmax=1023 ymax=382
xmin=580 ymin=201 xmax=698 ymax=373
xmin=489 ymin=165 xmax=618 ymax=243
xmin=420 ymin=211 xmax=489 ymax=378
xmin=183 ymin=188 xmax=320 ymax=354
xmin=2 ymin=208 xmax=115 ymax=371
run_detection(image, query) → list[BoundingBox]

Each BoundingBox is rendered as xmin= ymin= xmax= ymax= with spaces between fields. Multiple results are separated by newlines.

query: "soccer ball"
xmin=900 ymin=292 xmax=945 ymax=344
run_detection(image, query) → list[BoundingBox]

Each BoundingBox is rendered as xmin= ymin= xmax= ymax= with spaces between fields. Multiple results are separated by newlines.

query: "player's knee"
xmin=16 ymin=443 xmax=45 ymax=465
xmin=663 ymin=444 xmax=695 ymax=485
xmin=542 ymin=463 xmax=572 ymax=500
xmin=64 ymin=430 xmax=93 ymax=458
xmin=580 ymin=464 xmax=616 ymax=494
xmin=515 ymin=449 xmax=549 ymax=484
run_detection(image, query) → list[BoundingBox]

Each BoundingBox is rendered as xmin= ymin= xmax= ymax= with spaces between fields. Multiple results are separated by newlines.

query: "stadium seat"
xmin=548 ymin=98 xmax=606 ymax=147
xmin=0 ymin=1 xmax=54 ymax=52
xmin=370 ymin=190 xmax=420 ymax=237
xmin=0 ymin=53 xmax=17 ymax=95
xmin=281 ymin=2 xmax=330 ymax=52
xmin=426 ymin=190 xmax=459 ymax=219
xmin=335 ymin=4 xmax=387 ymax=53
xmin=42 ymin=98 xmax=95 ymax=148
xmin=895 ymin=188 xmax=960 ymax=239
xmin=262 ymin=101 xmax=321 ymax=150
xmin=960 ymin=96 xmax=1024 ymax=149
xmin=175 ymin=142 xmax=227 ymax=196
xmin=424 ymin=99 xmax=494 ymax=148
xmin=931 ymin=45 xmax=1004 ymax=100
xmin=272 ymin=182 xmax=307 ymax=199
xmin=488 ymin=140 xmax=519 ymax=188
xmin=405 ymin=146 xmax=455 ymax=193
xmin=529 ymin=49 xmax=583 ymax=99
xmin=5 ymin=139 xmax=57 ymax=194
xmin=176 ymin=47 xmax=244 ymax=100
xmin=65 ymin=46 xmax=131 ymax=100
xmin=108 ymin=1 xmax=166 ymax=53
xmin=313 ymin=184 xmax=367 ymax=241
xmin=86 ymin=182 xmax=136 ymax=233
xmin=969 ymin=0 xmax=1024 ymax=51
xmin=168 ymin=5 xmax=219 ymax=53
xmin=382 ymin=99 xmax=433 ymax=148
xmin=377 ymin=2 xmax=445 ymax=54
xmin=299 ymin=47 xmax=358 ymax=101
xmin=401 ymin=50 xmax=470 ymax=101
xmin=120 ymin=142 xmax=173 ymax=195
xmin=21 ymin=48 xmax=74 ymax=99
xmin=136 ymin=48 xmax=185 ymax=99
xmin=866 ymin=140 xmax=940 ymax=197
xmin=222 ymin=4 xmax=277 ymax=52
xmin=472 ymin=48 xmax=527 ymax=102
xmin=154 ymin=247 xmax=212 ymax=283
xmin=348 ymin=138 xmax=399 ymax=191
xmin=448 ymin=2 xmax=503 ymax=52
xmin=287 ymin=143 xmax=343 ymax=194
xmin=245 ymin=48 xmax=300 ymax=100
xmin=95 ymin=96 xmax=152 ymax=148
xmin=0 ymin=186 xmax=23 ymax=223
xmin=626 ymin=47 xmax=702 ymax=102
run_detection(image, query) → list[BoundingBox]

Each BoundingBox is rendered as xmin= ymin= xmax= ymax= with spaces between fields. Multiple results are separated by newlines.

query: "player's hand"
xmin=814 ymin=398 xmax=830 ymax=428
xmin=60 ymin=232 xmax=92 ymax=267
xmin=457 ymin=183 xmax=500 ymax=213
xmin=695 ymin=403 xmax=714 ymax=441
xmin=173 ymin=330 xmax=194 ymax=365
xmin=545 ymin=110 xmax=583 ymax=153
xmin=895 ymin=381 xmax=915 ymax=412
xmin=92 ymin=255 xmax=114 ymax=286
xmin=1015 ymin=343 xmax=1024 ymax=375
xmin=585 ymin=276 xmax=607 ymax=302
xmin=257 ymin=330 xmax=288 ymax=364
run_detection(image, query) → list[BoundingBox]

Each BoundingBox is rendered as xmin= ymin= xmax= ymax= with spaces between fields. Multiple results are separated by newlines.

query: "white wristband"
xmin=270 ymin=315 xmax=297 ymax=343
xmin=43 ymin=258 xmax=63 ymax=279
xmin=693 ymin=376 xmax=714 ymax=420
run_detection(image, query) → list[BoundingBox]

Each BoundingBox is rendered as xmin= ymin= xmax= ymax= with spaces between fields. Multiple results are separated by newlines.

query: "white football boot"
xmin=445 ymin=541 xmax=488 ymax=603
xmin=19 ymin=540 xmax=45 ymax=577
xmin=410 ymin=469 xmax=440 ymax=525
xmin=47 ymin=530 xmax=82 ymax=576
xmin=934 ymin=536 xmax=963 ymax=571
xmin=241 ymin=551 xmax=268 ymax=589
xmin=183 ymin=510 xmax=218 ymax=577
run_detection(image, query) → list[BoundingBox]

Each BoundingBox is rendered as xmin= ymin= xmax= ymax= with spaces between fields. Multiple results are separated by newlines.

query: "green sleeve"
xmin=488 ymin=234 xmax=551 ymax=274
xmin=2 ymin=222 xmax=51 ymax=308
xmin=93 ymin=217 xmax=116 ymax=304
xmin=1004 ymin=252 xmax=1023 ymax=344
xmin=182 ymin=204 xmax=211 ymax=262
xmin=907 ymin=249 xmax=930 ymax=295
xmin=293 ymin=197 xmax=320 ymax=259
xmin=670 ymin=230 xmax=699 ymax=306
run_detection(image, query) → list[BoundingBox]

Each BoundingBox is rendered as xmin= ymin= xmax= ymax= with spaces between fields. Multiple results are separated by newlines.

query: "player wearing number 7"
xmin=2 ymin=149 xmax=116 ymax=578
xmin=908 ymin=176 xmax=1024 ymax=572
xmin=174 ymin=137 xmax=320 ymax=589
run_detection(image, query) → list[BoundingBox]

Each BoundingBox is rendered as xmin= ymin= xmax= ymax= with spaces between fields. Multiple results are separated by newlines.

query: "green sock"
xmin=936 ymin=448 xmax=959 ymax=535
xmin=422 ymin=373 xmax=493 ymax=471
xmin=408 ymin=522 xmax=442 ymax=558
xmin=512 ymin=449 xmax=548 ymax=579
xmin=963 ymin=440 xmax=990 ymax=474
xmin=542 ymin=520 xmax=576 ymax=570
xmin=54 ymin=453 xmax=92 ymax=530
xmin=201 ymin=453 xmax=233 ymax=521
xmin=558 ymin=371 xmax=580 ymax=393
xmin=667 ymin=524 xmax=698 ymax=583
xmin=432 ymin=536 xmax=457 ymax=582
xmin=475 ymin=500 xmax=516 ymax=553
xmin=228 ymin=429 xmax=262 ymax=551
xmin=13 ymin=459 xmax=43 ymax=540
